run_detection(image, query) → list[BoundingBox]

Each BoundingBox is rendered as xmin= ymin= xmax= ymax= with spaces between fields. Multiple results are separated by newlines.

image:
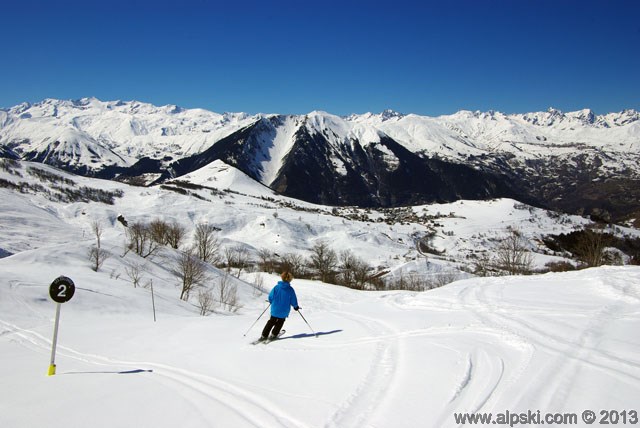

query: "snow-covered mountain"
xmin=0 ymin=98 xmax=254 ymax=171
xmin=2 ymin=98 xmax=639 ymax=221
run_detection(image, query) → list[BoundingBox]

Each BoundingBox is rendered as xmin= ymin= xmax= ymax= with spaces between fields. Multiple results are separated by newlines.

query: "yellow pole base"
xmin=47 ymin=364 xmax=56 ymax=376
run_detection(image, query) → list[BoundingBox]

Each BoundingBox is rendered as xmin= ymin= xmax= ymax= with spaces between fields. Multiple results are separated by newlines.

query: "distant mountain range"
xmin=1 ymin=98 xmax=639 ymax=222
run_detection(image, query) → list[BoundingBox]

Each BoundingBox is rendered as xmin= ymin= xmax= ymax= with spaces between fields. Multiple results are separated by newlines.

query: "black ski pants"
xmin=262 ymin=316 xmax=285 ymax=338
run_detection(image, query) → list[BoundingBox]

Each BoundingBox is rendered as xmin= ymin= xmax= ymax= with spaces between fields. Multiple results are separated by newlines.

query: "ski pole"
xmin=297 ymin=309 xmax=317 ymax=337
xmin=243 ymin=303 xmax=270 ymax=336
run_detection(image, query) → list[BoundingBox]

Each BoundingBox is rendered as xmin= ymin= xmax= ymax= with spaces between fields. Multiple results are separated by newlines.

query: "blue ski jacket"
xmin=269 ymin=281 xmax=299 ymax=318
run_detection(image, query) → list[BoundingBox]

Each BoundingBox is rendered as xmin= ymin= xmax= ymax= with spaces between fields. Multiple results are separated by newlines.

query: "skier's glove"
xmin=294 ymin=306 xmax=301 ymax=311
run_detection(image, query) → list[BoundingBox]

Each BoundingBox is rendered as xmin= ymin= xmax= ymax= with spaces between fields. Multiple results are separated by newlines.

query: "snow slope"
xmin=1 ymin=159 xmax=640 ymax=427
xmin=175 ymin=159 xmax=278 ymax=199
xmin=1 ymin=246 xmax=639 ymax=427
xmin=2 ymin=159 xmax=638 ymax=276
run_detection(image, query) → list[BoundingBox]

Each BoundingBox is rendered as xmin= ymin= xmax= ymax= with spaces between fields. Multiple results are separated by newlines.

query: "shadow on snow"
xmin=62 ymin=369 xmax=154 ymax=375
xmin=281 ymin=329 xmax=343 ymax=340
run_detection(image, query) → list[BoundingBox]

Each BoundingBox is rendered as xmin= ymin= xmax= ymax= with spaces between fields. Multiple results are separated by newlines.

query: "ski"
xmin=251 ymin=330 xmax=285 ymax=345
xmin=264 ymin=330 xmax=286 ymax=344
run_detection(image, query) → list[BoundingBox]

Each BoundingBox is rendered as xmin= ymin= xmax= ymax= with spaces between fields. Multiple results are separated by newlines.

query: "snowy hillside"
xmin=177 ymin=160 xmax=278 ymax=199
xmin=1 ymin=233 xmax=639 ymax=427
xmin=2 ymin=158 xmax=626 ymax=273
xmin=1 ymin=158 xmax=640 ymax=427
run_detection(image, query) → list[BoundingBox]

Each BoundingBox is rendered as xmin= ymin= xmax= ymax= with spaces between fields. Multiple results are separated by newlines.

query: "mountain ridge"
xmin=1 ymin=98 xmax=639 ymax=222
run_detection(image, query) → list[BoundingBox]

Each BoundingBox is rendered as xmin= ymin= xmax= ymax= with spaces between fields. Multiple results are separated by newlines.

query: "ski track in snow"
xmin=7 ymin=280 xmax=50 ymax=321
xmin=455 ymin=278 xmax=640 ymax=414
xmin=0 ymin=318 xmax=310 ymax=428
xmin=471 ymin=281 xmax=640 ymax=378
xmin=324 ymin=310 xmax=400 ymax=428
xmin=315 ymin=302 xmax=530 ymax=427
xmin=380 ymin=290 xmax=535 ymax=418
xmin=450 ymin=284 xmax=537 ymax=414
xmin=379 ymin=276 xmax=640 ymax=424
xmin=429 ymin=330 xmax=526 ymax=426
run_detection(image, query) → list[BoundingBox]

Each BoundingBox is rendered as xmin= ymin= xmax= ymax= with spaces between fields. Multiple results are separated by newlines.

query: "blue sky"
xmin=1 ymin=0 xmax=639 ymax=116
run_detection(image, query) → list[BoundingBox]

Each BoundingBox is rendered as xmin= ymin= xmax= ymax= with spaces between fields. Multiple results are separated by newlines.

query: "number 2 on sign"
xmin=57 ymin=285 xmax=67 ymax=298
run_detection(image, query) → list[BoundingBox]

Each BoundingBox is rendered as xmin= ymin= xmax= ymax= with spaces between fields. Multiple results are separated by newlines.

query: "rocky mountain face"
xmin=1 ymin=98 xmax=639 ymax=222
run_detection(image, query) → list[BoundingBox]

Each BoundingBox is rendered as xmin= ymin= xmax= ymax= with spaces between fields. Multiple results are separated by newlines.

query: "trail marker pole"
xmin=48 ymin=303 xmax=62 ymax=376
xmin=150 ymin=279 xmax=157 ymax=322
xmin=47 ymin=276 xmax=75 ymax=376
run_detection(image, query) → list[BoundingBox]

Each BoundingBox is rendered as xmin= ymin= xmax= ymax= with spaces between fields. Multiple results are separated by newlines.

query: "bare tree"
xmin=91 ymin=220 xmax=104 ymax=249
xmin=310 ymin=241 xmax=338 ymax=283
xmin=473 ymin=252 xmax=494 ymax=277
xmin=576 ymin=225 xmax=610 ymax=267
xmin=224 ymin=245 xmax=250 ymax=277
xmin=433 ymin=270 xmax=460 ymax=288
xmin=280 ymin=253 xmax=306 ymax=277
xmin=173 ymin=248 xmax=208 ymax=301
xmin=88 ymin=246 xmax=109 ymax=272
xmin=149 ymin=219 xmax=170 ymax=245
xmin=194 ymin=223 xmax=221 ymax=264
xmin=252 ymin=273 xmax=266 ymax=297
xmin=352 ymin=256 xmax=371 ymax=290
xmin=88 ymin=219 xmax=109 ymax=271
xmin=494 ymin=228 xmax=534 ymax=275
xmin=338 ymin=250 xmax=358 ymax=288
xmin=127 ymin=221 xmax=161 ymax=258
xmin=257 ymin=248 xmax=276 ymax=273
xmin=233 ymin=246 xmax=250 ymax=278
xmin=407 ymin=274 xmax=428 ymax=291
xmin=166 ymin=221 xmax=186 ymax=249
xmin=385 ymin=271 xmax=459 ymax=291
xmin=384 ymin=274 xmax=427 ymax=291
xmin=127 ymin=222 xmax=148 ymax=255
xmin=216 ymin=273 xmax=241 ymax=312
xmin=197 ymin=288 xmax=215 ymax=316
xmin=125 ymin=262 xmax=146 ymax=288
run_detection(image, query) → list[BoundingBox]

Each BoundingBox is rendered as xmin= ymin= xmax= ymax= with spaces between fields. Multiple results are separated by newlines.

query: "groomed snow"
xmin=1 ymin=248 xmax=639 ymax=427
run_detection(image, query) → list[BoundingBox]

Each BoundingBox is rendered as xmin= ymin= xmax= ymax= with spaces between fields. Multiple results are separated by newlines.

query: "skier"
xmin=260 ymin=271 xmax=300 ymax=341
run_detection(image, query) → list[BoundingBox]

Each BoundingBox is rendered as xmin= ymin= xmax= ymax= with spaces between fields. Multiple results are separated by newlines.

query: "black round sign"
xmin=49 ymin=276 xmax=76 ymax=303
